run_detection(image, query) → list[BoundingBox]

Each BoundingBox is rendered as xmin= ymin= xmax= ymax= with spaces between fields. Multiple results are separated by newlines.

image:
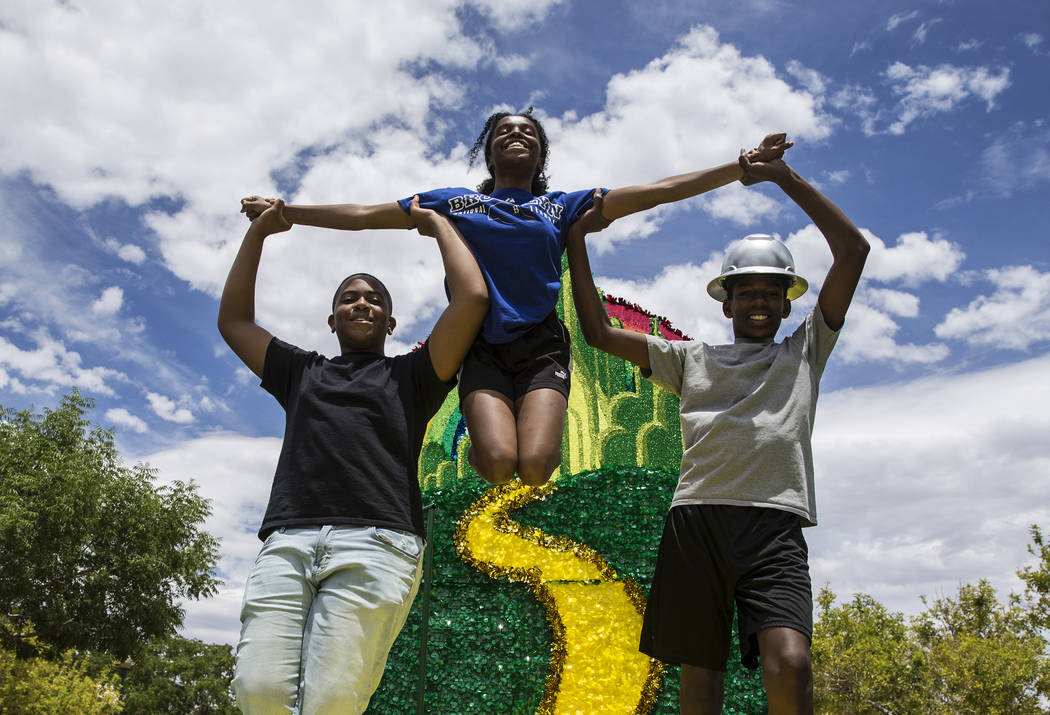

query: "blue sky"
xmin=2 ymin=0 xmax=1048 ymax=644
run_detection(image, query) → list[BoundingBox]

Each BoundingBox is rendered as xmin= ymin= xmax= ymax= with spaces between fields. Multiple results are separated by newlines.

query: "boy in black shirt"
xmin=218 ymin=196 xmax=487 ymax=714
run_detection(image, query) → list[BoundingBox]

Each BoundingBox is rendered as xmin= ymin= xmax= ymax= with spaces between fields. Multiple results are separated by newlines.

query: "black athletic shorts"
xmin=458 ymin=311 xmax=572 ymax=402
xmin=639 ymin=504 xmax=812 ymax=671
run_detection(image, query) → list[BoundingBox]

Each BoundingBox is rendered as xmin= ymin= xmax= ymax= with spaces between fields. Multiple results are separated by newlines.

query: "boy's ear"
xmin=722 ymin=300 xmax=733 ymax=319
xmin=386 ymin=316 xmax=396 ymax=335
xmin=782 ymin=298 xmax=791 ymax=319
xmin=328 ymin=314 xmax=336 ymax=333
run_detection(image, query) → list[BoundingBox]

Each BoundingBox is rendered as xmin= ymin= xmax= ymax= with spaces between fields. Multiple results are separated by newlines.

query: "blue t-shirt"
xmin=398 ymin=187 xmax=597 ymax=343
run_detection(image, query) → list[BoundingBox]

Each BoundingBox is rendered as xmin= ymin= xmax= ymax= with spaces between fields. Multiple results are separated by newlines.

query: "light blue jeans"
xmin=232 ymin=525 xmax=424 ymax=715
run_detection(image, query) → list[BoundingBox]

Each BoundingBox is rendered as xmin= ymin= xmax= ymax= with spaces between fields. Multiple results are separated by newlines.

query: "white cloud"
xmin=784 ymin=225 xmax=959 ymax=364
xmin=105 ymin=407 xmax=148 ymax=434
xmin=545 ymin=26 xmax=831 ymax=251
xmin=91 ymin=286 xmax=123 ymax=316
xmin=809 ymin=354 xmax=1050 ymax=615
xmin=470 ymin=0 xmax=565 ymax=31
xmin=957 ymin=38 xmax=981 ymax=52
xmin=103 ymin=238 xmax=146 ymax=264
xmin=118 ymin=243 xmax=147 ymax=264
xmin=832 ymin=302 xmax=949 ymax=364
xmin=0 ymin=330 xmax=123 ymax=396
xmin=493 ymin=53 xmax=531 ymax=74
xmin=912 ymin=18 xmax=941 ymax=44
xmin=1021 ymin=33 xmax=1044 ymax=51
xmin=850 ymin=41 xmax=871 ymax=56
xmin=935 ymin=265 xmax=1050 ymax=350
xmin=978 ymin=124 xmax=1050 ymax=198
xmin=0 ymin=1 xmax=487 ymax=211
xmin=858 ymin=229 xmax=965 ymax=287
xmin=886 ymin=10 xmax=919 ymax=31
xmin=785 ymin=59 xmax=826 ymax=95
xmin=885 ymin=62 xmax=1010 ymax=134
xmin=146 ymin=391 xmax=194 ymax=423
xmin=864 ymin=288 xmax=920 ymax=317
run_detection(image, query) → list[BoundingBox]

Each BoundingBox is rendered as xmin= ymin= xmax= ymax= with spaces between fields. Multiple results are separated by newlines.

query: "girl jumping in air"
xmin=243 ymin=108 xmax=790 ymax=486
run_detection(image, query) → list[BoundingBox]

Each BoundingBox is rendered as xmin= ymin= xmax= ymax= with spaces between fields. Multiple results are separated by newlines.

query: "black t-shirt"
xmin=257 ymin=337 xmax=454 ymax=540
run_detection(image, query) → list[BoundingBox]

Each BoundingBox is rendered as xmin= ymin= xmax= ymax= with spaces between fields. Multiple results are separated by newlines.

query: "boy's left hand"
xmin=570 ymin=189 xmax=612 ymax=237
xmin=409 ymin=195 xmax=444 ymax=238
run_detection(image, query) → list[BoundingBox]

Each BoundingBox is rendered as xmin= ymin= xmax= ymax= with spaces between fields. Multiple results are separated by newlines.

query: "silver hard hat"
xmin=706 ymin=234 xmax=808 ymax=302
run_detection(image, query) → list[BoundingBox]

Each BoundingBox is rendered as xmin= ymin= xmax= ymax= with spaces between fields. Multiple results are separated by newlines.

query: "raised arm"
xmin=738 ymin=155 xmax=869 ymax=330
xmin=217 ymin=200 xmax=291 ymax=378
xmin=408 ymin=197 xmax=489 ymax=382
xmin=565 ymin=192 xmax=651 ymax=370
xmin=600 ymin=133 xmax=793 ymax=220
xmin=240 ymin=196 xmax=414 ymax=231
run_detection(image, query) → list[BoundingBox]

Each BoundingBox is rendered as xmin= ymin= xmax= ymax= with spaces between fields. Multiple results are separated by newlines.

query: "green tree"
xmin=0 ymin=643 xmax=122 ymax=714
xmin=915 ymin=580 xmax=1048 ymax=713
xmin=812 ymin=588 xmax=929 ymax=714
xmin=0 ymin=391 xmax=220 ymax=658
xmin=120 ymin=635 xmax=236 ymax=714
xmin=813 ymin=528 xmax=1050 ymax=714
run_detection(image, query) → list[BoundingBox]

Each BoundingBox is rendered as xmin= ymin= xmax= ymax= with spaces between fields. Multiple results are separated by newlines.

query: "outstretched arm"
xmin=217 ymin=200 xmax=292 ymax=378
xmin=408 ymin=197 xmax=489 ymax=382
xmin=240 ymin=196 xmax=414 ymax=231
xmin=565 ymin=192 xmax=651 ymax=370
xmin=738 ymin=155 xmax=869 ymax=330
xmin=600 ymin=133 xmax=793 ymax=220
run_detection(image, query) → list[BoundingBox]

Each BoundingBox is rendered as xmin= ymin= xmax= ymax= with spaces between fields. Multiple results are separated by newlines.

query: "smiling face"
xmin=486 ymin=114 xmax=544 ymax=176
xmin=722 ymin=274 xmax=791 ymax=340
xmin=328 ymin=275 xmax=395 ymax=354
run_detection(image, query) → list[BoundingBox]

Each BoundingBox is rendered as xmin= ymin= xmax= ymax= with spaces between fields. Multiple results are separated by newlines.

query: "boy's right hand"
xmin=408 ymin=195 xmax=444 ymax=238
xmin=249 ymin=198 xmax=292 ymax=236
xmin=570 ymin=189 xmax=612 ymax=238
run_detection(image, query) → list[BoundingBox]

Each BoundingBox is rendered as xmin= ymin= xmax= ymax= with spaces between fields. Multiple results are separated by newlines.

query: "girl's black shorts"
xmin=458 ymin=311 xmax=572 ymax=402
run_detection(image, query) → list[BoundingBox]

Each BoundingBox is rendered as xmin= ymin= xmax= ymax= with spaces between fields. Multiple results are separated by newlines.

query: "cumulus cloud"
xmin=91 ymin=286 xmax=123 ymax=316
xmin=104 ymin=239 xmax=147 ymax=265
xmin=885 ymin=62 xmax=1010 ymax=134
xmin=809 ymin=354 xmax=1050 ymax=614
xmin=782 ymin=225 xmax=961 ymax=365
xmin=146 ymin=391 xmax=194 ymax=423
xmin=0 ymin=330 xmax=123 ymax=397
xmin=935 ymin=265 xmax=1050 ymax=350
xmin=105 ymin=407 xmax=148 ymax=434
xmin=545 ymin=26 xmax=831 ymax=251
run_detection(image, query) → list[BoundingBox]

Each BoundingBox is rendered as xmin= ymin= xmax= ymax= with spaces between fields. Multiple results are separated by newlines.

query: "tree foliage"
xmin=0 ymin=643 xmax=122 ymax=714
xmin=120 ymin=635 xmax=236 ymax=714
xmin=0 ymin=391 xmax=221 ymax=658
xmin=813 ymin=526 xmax=1050 ymax=714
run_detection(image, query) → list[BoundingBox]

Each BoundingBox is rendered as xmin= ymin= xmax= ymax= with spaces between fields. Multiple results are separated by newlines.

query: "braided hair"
xmin=467 ymin=106 xmax=550 ymax=196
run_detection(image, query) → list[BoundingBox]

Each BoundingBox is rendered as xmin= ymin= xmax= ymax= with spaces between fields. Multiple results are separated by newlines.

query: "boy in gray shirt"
xmin=566 ymin=148 xmax=869 ymax=714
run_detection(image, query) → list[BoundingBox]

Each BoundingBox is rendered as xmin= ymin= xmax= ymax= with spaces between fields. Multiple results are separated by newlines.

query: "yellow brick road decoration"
xmin=454 ymin=480 xmax=663 ymax=713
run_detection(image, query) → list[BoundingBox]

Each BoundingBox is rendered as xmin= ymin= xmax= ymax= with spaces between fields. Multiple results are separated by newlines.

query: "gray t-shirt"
xmin=644 ymin=306 xmax=838 ymax=526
